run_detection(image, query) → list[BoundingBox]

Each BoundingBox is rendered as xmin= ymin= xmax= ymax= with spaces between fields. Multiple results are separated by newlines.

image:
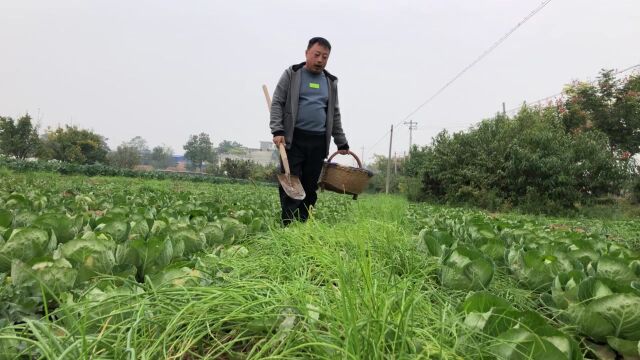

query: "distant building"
xmin=260 ymin=141 xmax=275 ymax=151
xmin=218 ymin=141 xmax=277 ymax=166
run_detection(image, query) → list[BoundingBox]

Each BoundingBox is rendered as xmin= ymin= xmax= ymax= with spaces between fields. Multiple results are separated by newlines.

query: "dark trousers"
xmin=279 ymin=129 xmax=326 ymax=226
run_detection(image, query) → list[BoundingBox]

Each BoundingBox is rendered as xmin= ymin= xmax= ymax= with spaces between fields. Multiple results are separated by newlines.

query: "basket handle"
xmin=327 ymin=150 xmax=363 ymax=168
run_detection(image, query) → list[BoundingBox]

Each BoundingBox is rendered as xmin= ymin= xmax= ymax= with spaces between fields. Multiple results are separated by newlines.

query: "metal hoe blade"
xmin=277 ymin=143 xmax=305 ymax=200
xmin=277 ymin=173 xmax=306 ymax=200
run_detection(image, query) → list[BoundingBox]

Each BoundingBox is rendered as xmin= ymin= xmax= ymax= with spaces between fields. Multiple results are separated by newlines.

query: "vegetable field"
xmin=1 ymin=171 xmax=639 ymax=359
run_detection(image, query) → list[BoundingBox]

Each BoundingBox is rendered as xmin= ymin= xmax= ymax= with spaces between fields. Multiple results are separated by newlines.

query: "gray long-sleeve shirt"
xmin=269 ymin=62 xmax=349 ymax=155
xmin=295 ymin=68 xmax=329 ymax=134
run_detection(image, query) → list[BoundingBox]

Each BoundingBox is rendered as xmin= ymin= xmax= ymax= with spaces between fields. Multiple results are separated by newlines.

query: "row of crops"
xmin=2 ymin=169 xmax=640 ymax=359
xmin=412 ymin=206 xmax=640 ymax=359
xmin=0 ymin=173 xmax=352 ymax=358
xmin=0 ymin=157 xmax=264 ymax=185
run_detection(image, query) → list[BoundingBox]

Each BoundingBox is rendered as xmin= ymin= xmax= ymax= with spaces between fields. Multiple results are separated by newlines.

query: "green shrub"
xmin=412 ymin=107 xmax=628 ymax=213
xmin=631 ymin=175 xmax=640 ymax=204
xmin=0 ymin=166 xmax=11 ymax=178
xmin=398 ymin=176 xmax=423 ymax=202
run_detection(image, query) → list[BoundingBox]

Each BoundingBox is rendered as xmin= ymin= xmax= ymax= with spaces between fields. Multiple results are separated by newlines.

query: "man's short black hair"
xmin=307 ymin=37 xmax=331 ymax=51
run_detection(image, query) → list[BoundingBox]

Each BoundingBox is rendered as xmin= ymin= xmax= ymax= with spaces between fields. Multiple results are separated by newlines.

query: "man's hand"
xmin=273 ymin=136 xmax=285 ymax=146
xmin=337 ymin=149 xmax=349 ymax=155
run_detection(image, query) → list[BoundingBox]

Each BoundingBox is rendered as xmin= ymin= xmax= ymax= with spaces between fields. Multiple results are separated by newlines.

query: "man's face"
xmin=304 ymin=43 xmax=330 ymax=74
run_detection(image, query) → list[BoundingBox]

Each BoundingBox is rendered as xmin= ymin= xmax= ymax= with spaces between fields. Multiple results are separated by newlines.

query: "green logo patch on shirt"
xmin=309 ymin=82 xmax=320 ymax=89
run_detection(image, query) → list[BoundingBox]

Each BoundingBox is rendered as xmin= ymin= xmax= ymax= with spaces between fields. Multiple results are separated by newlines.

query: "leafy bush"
xmin=38 ymin=125 xmax=109 ymax=164
xmin=412 ymin=108 xmax=629 ymax=213
xmin=398 ymin=176 xmax=423 ymax=201
xmin=221 ymin=158 xmax=253 ymax=179
xmin=219 ymin=158 xmax=279 ymax=182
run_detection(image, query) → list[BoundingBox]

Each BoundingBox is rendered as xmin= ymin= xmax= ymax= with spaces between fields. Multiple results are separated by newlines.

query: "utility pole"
xmin=502 ymin=102 xmax=506 ymax=116
xmin=403 ymin=120 xmax=417 ymax=151
xmin=361 ymin=146 xmax=365 ymax=166
xmin=385 ymin=125 xmax=393 ymax=194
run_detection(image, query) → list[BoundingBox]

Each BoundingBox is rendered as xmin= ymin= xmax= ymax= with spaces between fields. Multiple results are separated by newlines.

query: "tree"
xmin=107 ymin=145 xmax=141 ymax=169
xmin=126 ymin=136 xmax=151 ymax=164
xmin=217 ymin=140 xmax=246 ymax=154
xmin=183 ymin=133 xmax=216 ymax=171
xmin=39 ymin=125 xmax=109 ymax=164
xmin=561 ymin=70 xmax=640 ymax=155
xmin=150 ymin=145 xmax=174 ymax=169
xmin=0 ymin=114 xmax=40 ymax=159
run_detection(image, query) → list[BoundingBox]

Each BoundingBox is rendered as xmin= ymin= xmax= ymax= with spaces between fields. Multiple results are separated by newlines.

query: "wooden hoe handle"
xmin=278 ymin=143 xmax=290 ymax=175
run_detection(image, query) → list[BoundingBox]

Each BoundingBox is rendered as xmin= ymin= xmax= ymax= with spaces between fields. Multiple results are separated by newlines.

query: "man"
xmin=270 ymin=37 xmax=349 ymax=226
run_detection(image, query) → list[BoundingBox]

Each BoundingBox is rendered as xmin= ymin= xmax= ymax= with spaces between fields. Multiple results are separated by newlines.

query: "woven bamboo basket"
xmin=318 ymin=151 xmax=373 ymax=200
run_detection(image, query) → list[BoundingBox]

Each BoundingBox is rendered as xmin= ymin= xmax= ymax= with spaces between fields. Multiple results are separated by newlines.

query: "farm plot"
xmin=1 ymin=171 xmax=639 ymax=359
xmin=412 ymin=205 xmax=640 ymax=359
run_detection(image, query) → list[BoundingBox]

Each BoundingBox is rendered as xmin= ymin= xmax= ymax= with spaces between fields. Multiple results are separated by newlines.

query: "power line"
xmin=438 ymin=62 xmax=640 ymax=131
xmin=366 ymin=0 xmax=553 ymax=154
xmin=504 ymin=63 xmax=640 ymax=115
xmin=397 ymin=0 xmax=553 ymax=125
xmin=367 ymin=129 xmax=393 ymax=154
xmin=441 ymin=63 xmax=640 ymax=130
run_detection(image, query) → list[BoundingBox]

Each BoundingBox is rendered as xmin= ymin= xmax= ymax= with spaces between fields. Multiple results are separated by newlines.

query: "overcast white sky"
xmin=1 ymin=0 xmax=638 ymax=164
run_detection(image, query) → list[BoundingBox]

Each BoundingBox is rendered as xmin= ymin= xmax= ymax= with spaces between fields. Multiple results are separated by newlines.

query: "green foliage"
xmin=561 ymin=70 xmax=640 ymax=155
xmin=462 ymin=292 xmax=583 ymax=360
xmin=60 ymin=232 xmax=116 ymax=283
xmin=2 ymin=170 xmax=639 ymax=358
xmin=125 ymin=136 xmax=151 ymax=164
xmin=250 ymin=162 xmax=279 ymax=183
xmin=32 ymin=213 xmax=78 ymax=243
xmin=39 ymin=125 xmax=109 ymax=164
xmin=0 ymin=228 xmax=56 ymax=272
xmin=150 ymin=145 xmax=174 ymax=169
xmin=631 ymin=175 xmax=640 ymax=204
xmin=398 ymin=70 xmax=638 ymax=213
xmin=366 ymin=154 xmax=405 ymax=193
xmin=11 ymin=258 xmax=77 ymax=297
xmin=183 ymin=132 xmax=216 ymax=171
xmin=412 ymin=108 xmax=628 ymax=213
xmin=403 ymin=145 xmax=429 ymax=177
xmin=217 ymin=140 xmax=246 ymax=154
xmin=398 ymin=175 xmax=426 ymax=202
xmin=107 ymin=144 xmax=141 ymax=169
xmin=221 ymin=158 xmax=252 ymax=179
xmin=0 ymin=157 xmax=273 ymax=185
xmin=412 ymin=202 xmax=640 ymax=358
xmin=217 ymin=158 xmax=278 ymax=182
xmin=0 ymin=114 xmax=40 ymax=160
xmin=440 ymin=245 xmax=494 ymax=291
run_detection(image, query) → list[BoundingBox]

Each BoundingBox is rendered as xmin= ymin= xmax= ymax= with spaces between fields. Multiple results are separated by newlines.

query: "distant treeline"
xmin=0 ymin=157 xmax=276 ymax=186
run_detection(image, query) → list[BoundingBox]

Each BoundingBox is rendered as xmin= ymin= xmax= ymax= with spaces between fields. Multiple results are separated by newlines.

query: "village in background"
xmin=161 ymin=140 xmax=277 ymax=173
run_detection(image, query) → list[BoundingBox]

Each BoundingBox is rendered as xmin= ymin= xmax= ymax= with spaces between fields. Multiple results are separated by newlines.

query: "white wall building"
xmin=218 ymin=142 xmax=277 ymax=166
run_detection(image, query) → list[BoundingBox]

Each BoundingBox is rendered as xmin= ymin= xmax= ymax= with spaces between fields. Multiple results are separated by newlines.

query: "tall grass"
xmin=1 ymin=195 xmax=559 ymax=359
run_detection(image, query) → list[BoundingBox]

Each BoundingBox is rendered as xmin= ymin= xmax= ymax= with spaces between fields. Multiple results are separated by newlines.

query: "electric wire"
xmin=366 ymin=0 xmax=554 ymax=154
